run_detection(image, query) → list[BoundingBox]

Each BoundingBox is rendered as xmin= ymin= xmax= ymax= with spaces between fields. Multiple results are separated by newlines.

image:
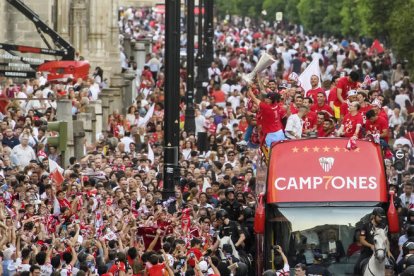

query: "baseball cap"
xmin=314 ymin=252 xmax=323 ymax=261
xmin=372 ymin=207 xmax=386 ymax=218
xmin=347 ymin=89 xmax=357 ymax=97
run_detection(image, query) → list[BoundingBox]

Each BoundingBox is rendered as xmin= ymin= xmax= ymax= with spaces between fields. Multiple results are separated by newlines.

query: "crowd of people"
xmin=0 ymin=4 xmax=412 ymax=276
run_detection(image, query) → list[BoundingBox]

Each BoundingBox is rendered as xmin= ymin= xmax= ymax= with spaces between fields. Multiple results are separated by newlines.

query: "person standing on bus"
xmin=285 ymin=106 xmax=309 ymax=139
xmin=247 ymin=88 xmax=285 ymax=147
xmin=354 ymin=207 xmax=388 ymax=275
xmin=336 ymin=101 xmax=363 ymax=139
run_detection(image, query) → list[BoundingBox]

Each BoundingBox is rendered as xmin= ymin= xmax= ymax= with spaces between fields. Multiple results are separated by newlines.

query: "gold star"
xmin=303 ymin=147 xmax=309 ymax=152
xmin=333 ymin=146 xmax=340 ymax=152
xmin=292 ymin=147 xmax=299 ymax=153
xmin=313 ymin=146 xmax=320 ymax=152
xmin=323 ymin=146 xmax=330 ymax=152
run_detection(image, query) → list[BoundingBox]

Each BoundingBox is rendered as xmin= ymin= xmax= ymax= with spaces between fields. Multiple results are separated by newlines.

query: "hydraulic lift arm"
xmin=5 ymin=0 xmax=75 ymax=60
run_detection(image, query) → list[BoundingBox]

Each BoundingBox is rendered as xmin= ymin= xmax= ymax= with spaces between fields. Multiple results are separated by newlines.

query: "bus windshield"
xmin=268 ymin=206 xmax=372 ymax=275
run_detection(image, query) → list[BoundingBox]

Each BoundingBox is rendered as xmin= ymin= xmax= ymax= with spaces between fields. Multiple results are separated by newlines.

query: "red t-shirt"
xmin=311 ymin=103 xmax=333 ymax=116
xmin=328 ymin=87 xmax=338 ymax=105
xmin=340 ymin=102 xmax=350 ymax=117
xmin=306 ymin=87 xmax=324 ymax=104
xmin=259 ymin=102 xmax=283 ymax=135
xmin=342 ymin=112 xmax=363 ymax=138
xmin=212 ymin=90 xmax=226 ymax=103
xmin=378 ymin=109 xmax=389 ymax=125
xmin=365 ymin=116 xmax=389 ymax=142
xmin=302 ymin=111 xmax=317 ymax=131
xmin=359 ymin=105 xmax=372 ymax=124
xmin=187 ymin=247 xmax=203 ymax=267
xmin=334 ymin=77 xmax=358 ymax=106
xmin=108 ymin=262 xmax=126 ymax=275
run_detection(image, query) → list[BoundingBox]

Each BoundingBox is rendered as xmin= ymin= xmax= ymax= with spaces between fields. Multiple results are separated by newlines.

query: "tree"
xmin=262 ymin=0 xmax=285 ymax=21
xmin=297 ymin=0 xmax=343 ymax=36
xmin=388 ymin=1 xmax=414 ymax=72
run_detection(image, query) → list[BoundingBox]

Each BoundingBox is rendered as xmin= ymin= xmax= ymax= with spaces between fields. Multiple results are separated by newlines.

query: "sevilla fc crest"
xmin=319 ymin=157 xmax=335 ymax=172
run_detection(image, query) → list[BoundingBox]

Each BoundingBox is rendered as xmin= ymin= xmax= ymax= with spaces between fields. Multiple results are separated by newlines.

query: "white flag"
xmin=53 ymin=196 xmax=61 ymax=216
xmin=138 ymin=104 xmax=155 ymax=127
xmin=299 ymin=58 xmax=321 ymax=94
xmin=148 ymin=143 xmax=154 ymax=164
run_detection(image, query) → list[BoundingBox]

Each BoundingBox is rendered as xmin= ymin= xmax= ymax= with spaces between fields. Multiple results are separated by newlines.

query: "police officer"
xmin=216 ymin=209 xmax=246 ymax=250
xmin=221 ymin=187 xmax=243 ymax=221
xmin=354 ymin=207 xmax=388 ymax=275
xmin=306 ymin=252 xmax=331 ymax=276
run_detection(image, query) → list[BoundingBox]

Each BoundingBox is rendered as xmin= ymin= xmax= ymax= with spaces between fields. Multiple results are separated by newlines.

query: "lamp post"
xmin=184 ymin=0 xmax=196 ymax=133
xmin=163 ymin=0 xmax=181 ymax=200
xmin=203 ymin=0 xmax=214 ymax=66
xmin=195 ymin=0 xmax=206 ymax=103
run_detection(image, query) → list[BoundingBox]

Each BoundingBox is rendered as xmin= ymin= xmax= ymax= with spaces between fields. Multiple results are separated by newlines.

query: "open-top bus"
xmin=256 ymin=138 xmax=388 ymax=275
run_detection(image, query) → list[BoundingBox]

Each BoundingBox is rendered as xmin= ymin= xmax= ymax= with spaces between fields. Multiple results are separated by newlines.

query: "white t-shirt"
xmin=276 ymin=263 xmax=290 ymax=275
xmin=285 ymin=114 xmax=303 ymax=139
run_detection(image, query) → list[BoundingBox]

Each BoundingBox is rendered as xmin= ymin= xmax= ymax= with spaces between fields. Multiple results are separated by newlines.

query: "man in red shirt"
xmin=248 ymin=89 xmax=285 ymax=147
xmin=302 ymin=97 xmax=317 ymax=136
xmin=334 ymin=72 xmax=359 ymax=118
xmin=211 ymin=84 xmax=226 ymax=107
xmin=311 ymin=92 xmax=333 ymax=116
xmin=337 ymin=101 xmax=363 ymax=139
xmin=316 ymin=112 xmax=326 ymax=137
xmin=340 ymin=89 xmax=358 ymax=119
xmin=371 ymin=99 xmax=389 ymax=125
xmin=319 ymin=117 xmax=336 ymax=137
xmin=306 ymin=75 xmax=324 ymax=104
xmin=365 ymin=109 xmax=389 ymax=142
xmin=357 ymin=92 xmax=371 ymax=123
xmin=289 ymin=95 xmax=303 ymax=115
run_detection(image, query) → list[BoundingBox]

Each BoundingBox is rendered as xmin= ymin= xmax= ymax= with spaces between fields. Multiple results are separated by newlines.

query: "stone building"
xmin=0 ymin=0 xmax=138 ymax=80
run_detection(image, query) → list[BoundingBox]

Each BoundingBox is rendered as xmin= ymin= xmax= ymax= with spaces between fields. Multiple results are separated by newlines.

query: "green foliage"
xmin=297 ymin=0 xmax=343 ymax=36
xmin=388 ymin=1 xmax=414 ymax=71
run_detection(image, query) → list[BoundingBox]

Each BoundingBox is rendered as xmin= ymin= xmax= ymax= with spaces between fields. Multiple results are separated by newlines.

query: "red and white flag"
xmin=346 ymin=138 xmax=358 ymax=150
xmin=49 ymin=159 xmax=64 ymax=189
xmin=363 ymin=75 xmax=372 ymax=87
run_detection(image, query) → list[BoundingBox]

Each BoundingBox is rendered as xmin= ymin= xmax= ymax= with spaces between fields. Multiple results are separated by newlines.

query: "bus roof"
xmin=266 ymin=138 xmax=387 ymax=204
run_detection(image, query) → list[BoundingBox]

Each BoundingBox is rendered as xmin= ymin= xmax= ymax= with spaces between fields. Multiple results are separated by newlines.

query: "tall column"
xmin=77 ymin=112 xmax=93 ymax=145
xmin=56 ymin=0 xmax=70 ymax=41
xmin=88 ymin=0 xmax=107 ymax=58
xmin=72 ymin=121 xmax=85 ymax=160
xmin=71 ymin=0 xmax=88 ymax=56
xmin=107 ymin=0 xmax=121 ymax=75
xmin=56 ymin=100 xmax=74 ymax=167
xmin=110 ymin=74 xmax=127 ymax=113
xmin=90 ymin=100 xmax=103 ymax=140
xmin=123 ymin=72 xmax=136 ymax=110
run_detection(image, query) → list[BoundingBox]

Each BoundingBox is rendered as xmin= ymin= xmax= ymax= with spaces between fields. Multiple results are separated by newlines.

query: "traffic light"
xmin=47 ymin=121 xmax=68 ymax=152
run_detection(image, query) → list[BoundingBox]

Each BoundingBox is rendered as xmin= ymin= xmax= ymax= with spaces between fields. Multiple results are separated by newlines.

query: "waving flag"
xmin=299 ymin=58 xmax=321 ymax=93
xmin=138 ymin=104 xmax=155 ymax=127
xmin=148 ymin=143 xmax=155 ymax=164
xmin=49 ymin=159 xmax=64 ymax=189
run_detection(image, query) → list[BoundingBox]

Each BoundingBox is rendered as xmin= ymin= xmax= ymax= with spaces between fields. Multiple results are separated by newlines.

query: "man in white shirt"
xmin=208 ymin=62 xmax=221 ymax=83
xmin=195 ymin=109 xmax=206 ymax=134
xmin=285 ymin=106 xmax=308 ymax=139
xmin=12 ymin=135 xmax=36 ymax=169
xmin=400 ymin=182 xmax=414 ymax=209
